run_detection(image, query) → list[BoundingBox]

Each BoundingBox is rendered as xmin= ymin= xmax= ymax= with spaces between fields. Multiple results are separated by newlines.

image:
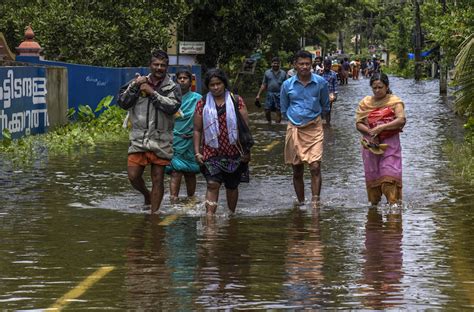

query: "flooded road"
xmin=1 ymin=76 xmax=473 ymax=310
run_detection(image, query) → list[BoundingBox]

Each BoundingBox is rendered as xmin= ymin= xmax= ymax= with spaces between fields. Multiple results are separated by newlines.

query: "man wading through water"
xmin=255 ymin=56 xmax=286 ymax=124
xmin=280 ymin=50 xmax=330 ymax=208
xmin=118 ymin=49 xmax=181 ymax=213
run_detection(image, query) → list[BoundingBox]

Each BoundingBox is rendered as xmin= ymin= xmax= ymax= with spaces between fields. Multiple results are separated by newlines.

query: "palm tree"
xmin=454 ymin=33 xmax=474 ymax=117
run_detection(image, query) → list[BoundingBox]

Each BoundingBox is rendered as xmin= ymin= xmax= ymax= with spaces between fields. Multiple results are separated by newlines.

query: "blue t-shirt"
xmin=263 ymin=69 xmax=287 ymax=93
xmin=280 ymin=73 xmax=330 ymax=126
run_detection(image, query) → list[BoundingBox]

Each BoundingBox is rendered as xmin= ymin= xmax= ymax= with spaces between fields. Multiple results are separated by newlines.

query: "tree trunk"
xmin=439 ymin=0 xmax=448 ymax=94
xmin=414 ymin=0 xmax=423 ymax=81
xmin=338 ymin=31 xmax=344 ymax=54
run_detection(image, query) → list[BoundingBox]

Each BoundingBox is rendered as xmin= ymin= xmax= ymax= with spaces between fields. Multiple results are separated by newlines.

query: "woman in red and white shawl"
xmin=355 ymin=73 xmax=406 ymax=206
xmin=193 ymin=69 xmax=250 ymax=215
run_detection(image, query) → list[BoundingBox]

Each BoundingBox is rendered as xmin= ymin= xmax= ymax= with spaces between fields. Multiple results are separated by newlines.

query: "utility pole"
xmin=439 ymin=0 xmax=448 ymax=94
xmin=414 ymin=0 xmax=423 ymax=81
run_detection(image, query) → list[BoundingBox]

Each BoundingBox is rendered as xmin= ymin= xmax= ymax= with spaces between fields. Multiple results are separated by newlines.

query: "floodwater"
xmin=1 ymin=76 xmax=473 ymax=310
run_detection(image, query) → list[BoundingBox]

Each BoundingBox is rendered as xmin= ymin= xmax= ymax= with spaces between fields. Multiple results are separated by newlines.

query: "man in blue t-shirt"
xmin=255 ymin=56 xmax=287 ymax=124
xmin=280 ymin=50 xmax=330 ymax=207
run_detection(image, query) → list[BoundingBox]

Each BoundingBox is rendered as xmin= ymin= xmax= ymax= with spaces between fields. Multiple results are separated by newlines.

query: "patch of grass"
xmin=444 ymin=118 xmax=474 ymax=185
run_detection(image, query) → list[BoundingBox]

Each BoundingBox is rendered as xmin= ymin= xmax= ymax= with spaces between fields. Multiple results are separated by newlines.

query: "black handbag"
xmin=231 ymin=94 xmax=254 ymax=155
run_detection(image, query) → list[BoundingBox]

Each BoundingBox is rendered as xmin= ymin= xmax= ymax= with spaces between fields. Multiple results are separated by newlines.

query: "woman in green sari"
xmin=167 ymin=68 xmax=202 ymax=202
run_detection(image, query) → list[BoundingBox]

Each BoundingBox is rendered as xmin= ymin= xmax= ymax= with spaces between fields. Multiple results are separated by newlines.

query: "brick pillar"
xmin=15 ymin=25 xmax=43 ymax=56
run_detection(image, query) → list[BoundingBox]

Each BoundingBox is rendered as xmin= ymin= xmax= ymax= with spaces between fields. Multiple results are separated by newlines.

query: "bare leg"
xmin=367 ymin=186 xmax=382 ymax=206
xmin=264 ymin=109 xmax=272 ymax=124
xmin=226 ymin=188 xmax=239 ymax=213
xmin=205 ymin=181 xmax=220 ymax=214
xmin=292 ymin=164 xmax=305 ymax=204
xmin=327 ymin=101 xmax=333 ymax=126
xmin=183 ymin=172 xmax=197 ymax=197
xmin=170 ymin=171 xmax=183 ymax=203
xmin=150 ymin=165 xmax=165 ymax=214
xmin=309 ymin=161 xmax=322 ymax=201
xmin=381 ymin=182 xmax=401 ymax=205
xmin=275 ymin=110 xmax=282 ymax=123
xmin=127 ymin=165 xmax=150 ymax=205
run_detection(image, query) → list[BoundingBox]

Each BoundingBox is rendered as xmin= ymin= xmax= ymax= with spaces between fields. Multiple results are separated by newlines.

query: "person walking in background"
xmin=313 ymin=56 xmax=324 ymax=75
xmin=351 ymin=58 xmax=361 ymax=80
xmin=166 ymin=68 xmax=201 ymax=203
xmin=280 ymin=50 xmax=330 ymax=207
xmin=360 ymin=59 xmax=368 ymax=78
xmin=255 ymin=57 xmax=287 ymax=124
xmin=356 ymin=73 xmax=406 ymax=206
xmin=340 ymin=57 xmax=350 ymax=85
xmin=319 ymin=58 xmax=338 ymax=126
xmin=118 ymin=49 xmax=181 ymax=213
xmin=193 ymin=69 xmax=251 ymax=215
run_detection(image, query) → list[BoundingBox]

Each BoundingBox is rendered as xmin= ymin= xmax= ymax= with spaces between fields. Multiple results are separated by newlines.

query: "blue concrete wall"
xmin=16 ymin=56 xmax=202 ymax=113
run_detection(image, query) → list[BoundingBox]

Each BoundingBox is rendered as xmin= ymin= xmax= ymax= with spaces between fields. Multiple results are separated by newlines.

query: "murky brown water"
xmin=1 ymin=77 xmax=473 ymax=310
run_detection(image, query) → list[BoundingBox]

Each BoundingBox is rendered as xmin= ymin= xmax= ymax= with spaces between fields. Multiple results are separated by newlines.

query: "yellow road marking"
xmin=263 ymin=140 xmax=279 ymax=152
xmin=48 ymin=266 xmax=115 ymax=311
xmin=159 ymin=214 xmax=179 ymax=226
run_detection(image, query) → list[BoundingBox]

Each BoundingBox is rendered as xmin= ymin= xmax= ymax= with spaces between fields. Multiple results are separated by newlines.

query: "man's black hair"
xmin=176 ymin=67 xmax=192 ymax=81
xmin=294 ymin=50 xmax=313 ymax=61
xmin=271 ymin=56 xmax=280 ymax=63
xmin=151 ymin=48 xmax=169 ymax=64
xmin=204 ymin=68 xmax=229 ymax=89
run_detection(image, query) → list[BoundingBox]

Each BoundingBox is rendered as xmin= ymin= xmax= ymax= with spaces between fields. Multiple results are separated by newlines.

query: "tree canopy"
xmin=0 ymin=0 xmax=472 ymax=75
xmin=0 ymin=0 xmax=190 ymax=66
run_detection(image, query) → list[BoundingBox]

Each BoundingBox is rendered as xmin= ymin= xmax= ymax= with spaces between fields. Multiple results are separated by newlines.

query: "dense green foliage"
xmin=443 ymin=34 xmax=474 ymax=184
xmin=0 ymin=0 xmax=190 ymax=66
xmin=453 ymin=34 xmax=474 ymax=117
xmin=0 ymin=96 xmax=127 ymax=164
xmin=1 ymin=0 xmax=472 ymax=75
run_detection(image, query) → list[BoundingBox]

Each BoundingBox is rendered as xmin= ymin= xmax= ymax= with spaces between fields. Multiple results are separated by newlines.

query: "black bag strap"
xmin=230 ymin=92 xmax=239 ymax=110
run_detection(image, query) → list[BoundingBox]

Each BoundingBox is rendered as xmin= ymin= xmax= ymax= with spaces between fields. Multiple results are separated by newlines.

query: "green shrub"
xmin=0 ymin=96 xmax=127 ymax=164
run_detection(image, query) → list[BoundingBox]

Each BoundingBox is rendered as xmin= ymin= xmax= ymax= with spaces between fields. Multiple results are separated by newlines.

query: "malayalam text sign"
xmin=179 ymin=41 xmax=205 ymax=55
xmin=0 ymin=67 xmax=48 ymax=139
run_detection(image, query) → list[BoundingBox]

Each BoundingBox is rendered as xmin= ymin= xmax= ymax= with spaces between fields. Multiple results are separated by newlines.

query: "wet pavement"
xmin=1 ymin=76 xmax=473 ymax=310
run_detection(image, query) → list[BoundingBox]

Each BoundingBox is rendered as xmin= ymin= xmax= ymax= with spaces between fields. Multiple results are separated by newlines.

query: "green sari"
xmin=166 ymin=91 xmax=202 ymax=173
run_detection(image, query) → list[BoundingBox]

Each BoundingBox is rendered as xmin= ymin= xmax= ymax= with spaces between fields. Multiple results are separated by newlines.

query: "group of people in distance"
xmin=118 ymin=49 xmax=406 ymax=215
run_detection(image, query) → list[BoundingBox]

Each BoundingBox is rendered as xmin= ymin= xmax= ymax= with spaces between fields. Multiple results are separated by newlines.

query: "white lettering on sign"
xmin=86 ymin=75 xmax=108 ymax=87
xmin=0 ymin=108 xmax=49 ymax=134
xmin=179 ymin=41 xmax=205 ymax=55
xmin=0 ymin=70 xmax=47 ymax=109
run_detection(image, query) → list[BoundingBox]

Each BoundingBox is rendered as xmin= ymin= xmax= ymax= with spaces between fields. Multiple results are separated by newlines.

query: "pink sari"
xmin=361 ymin=134 xmax=402 ymax=190
xmin=356 ymin=95 xmax=405 ymax=202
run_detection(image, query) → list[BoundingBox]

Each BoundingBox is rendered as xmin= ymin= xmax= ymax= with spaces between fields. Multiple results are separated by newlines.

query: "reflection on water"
xmin=195 ymin=216 xmax=251 ymax=308
xmin=360 ymin=207 xmax=403 ymax=309
xmin=125 ymin=215 xmax=198 ymax=310
xmin=1 ymin=77 xmax=474 ymax=309
xmin=284 ymin=208 xmax=323 ymax=308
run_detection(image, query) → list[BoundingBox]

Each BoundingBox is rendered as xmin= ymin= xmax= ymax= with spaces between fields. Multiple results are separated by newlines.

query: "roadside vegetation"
xmin=0 ymin=96 xmax=127 ymax=165
xmin=444 ymin=34 xmax=474 ymax=184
